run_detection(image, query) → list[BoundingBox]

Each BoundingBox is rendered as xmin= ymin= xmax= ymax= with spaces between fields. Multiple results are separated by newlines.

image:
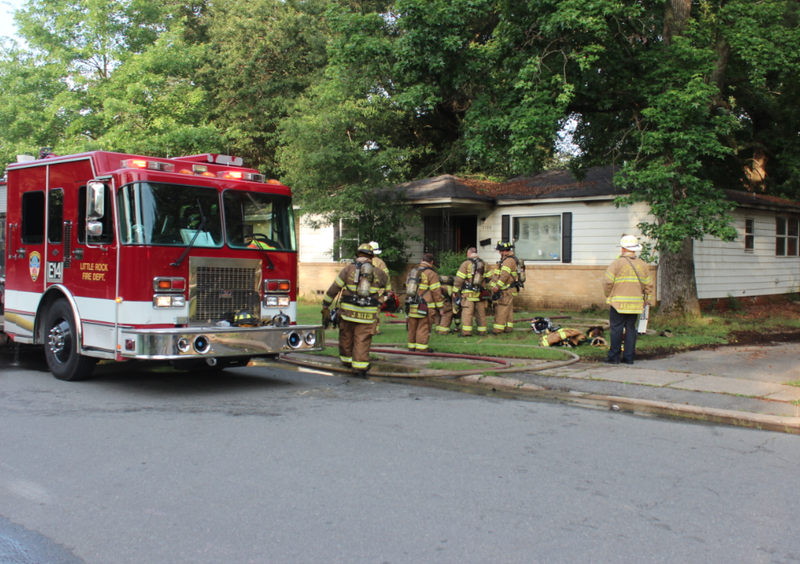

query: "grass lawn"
xmin=295 ymin=297 xmax=800 ymax=362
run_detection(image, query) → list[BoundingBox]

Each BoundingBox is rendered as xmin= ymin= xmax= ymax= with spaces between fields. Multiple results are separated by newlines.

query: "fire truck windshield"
xmin=223 ymin=190 xmax=296 ymax=252
xmin=117 ymin=182 xmax=223 ymax=247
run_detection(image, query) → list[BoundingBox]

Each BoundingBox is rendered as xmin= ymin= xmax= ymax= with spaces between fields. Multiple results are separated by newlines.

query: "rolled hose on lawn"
xmin=279 ymin=343 xmax=580 ymax=379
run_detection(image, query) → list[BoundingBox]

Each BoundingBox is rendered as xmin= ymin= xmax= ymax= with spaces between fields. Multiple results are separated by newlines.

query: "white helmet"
xmin=369 ymin=241 xmax=382 ymax=255
xmin=620 ymin=234 xmax=642 ymax=252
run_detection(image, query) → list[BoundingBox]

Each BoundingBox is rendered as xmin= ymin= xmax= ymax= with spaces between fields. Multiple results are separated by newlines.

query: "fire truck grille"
xmin=192 ymin=264 xmax=261 ymax=322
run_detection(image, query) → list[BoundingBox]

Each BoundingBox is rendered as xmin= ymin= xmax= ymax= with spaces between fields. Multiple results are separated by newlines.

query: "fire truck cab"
xmin=0 ymin=150 xmax=323 ymax=381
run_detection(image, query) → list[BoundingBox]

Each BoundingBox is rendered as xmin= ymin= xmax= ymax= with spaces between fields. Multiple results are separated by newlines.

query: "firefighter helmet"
xmin=356 ymin=243 xmax=375 ymax=257
xmin=620 ymin=234 xmax=642 ymax=251
xmin=531 ymin=317 xmax=550 ymax=333
xmin=233 ymin=309 xmax=259 ymax=327
xmin=495 ymin=240 xmax=514 ymax=252
xmin=368 ymin=241 xmax=382 ymax=255
xmin=271 ymin=311 xmax=290 ymax=327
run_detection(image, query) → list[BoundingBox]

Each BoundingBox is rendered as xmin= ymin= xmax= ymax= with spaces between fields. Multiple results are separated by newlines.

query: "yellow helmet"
xmin=356 ymin=243 xmax=375 ymax=257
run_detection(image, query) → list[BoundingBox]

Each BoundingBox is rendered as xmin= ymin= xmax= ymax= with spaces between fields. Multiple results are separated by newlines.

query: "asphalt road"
xmin=1 ymin=350 xmax=800 ymax=564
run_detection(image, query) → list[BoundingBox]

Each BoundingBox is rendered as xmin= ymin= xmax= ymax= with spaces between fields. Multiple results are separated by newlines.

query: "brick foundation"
xmin=299 ymin=262 xmax=659 ymax=311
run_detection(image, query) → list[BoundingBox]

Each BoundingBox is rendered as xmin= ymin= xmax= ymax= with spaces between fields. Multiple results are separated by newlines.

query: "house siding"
xmin=695 ymin=209 xmax=800 ymax=299
xmin=296 ymin=194 xmax=800 ymax=308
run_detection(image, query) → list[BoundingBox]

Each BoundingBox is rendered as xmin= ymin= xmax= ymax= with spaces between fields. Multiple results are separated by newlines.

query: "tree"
xmin=199 ymin=0 xmax=331 ymax=172
xmin=312 ymin=0 xmax=800 ymax=316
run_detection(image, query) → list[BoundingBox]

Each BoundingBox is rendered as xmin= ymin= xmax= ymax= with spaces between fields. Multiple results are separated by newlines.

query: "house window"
xmin=333 ymin=218 xmax=358 ymax=261
xmin=776 ymin=216 xmax=799 ymax=257
xmin=744 ymin=218 xmax=754 ymax=252
xmin=513 ymin=215 xmax=562 ymax=261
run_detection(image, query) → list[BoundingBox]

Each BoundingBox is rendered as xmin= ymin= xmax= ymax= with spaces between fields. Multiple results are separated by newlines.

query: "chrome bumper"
xmin=119 ymin=324 xmax=324 ymax=360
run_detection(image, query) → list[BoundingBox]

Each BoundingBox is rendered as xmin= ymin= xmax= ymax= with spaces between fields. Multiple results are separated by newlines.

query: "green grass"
xmin=294 ymin=302 xmax=800 ymax=361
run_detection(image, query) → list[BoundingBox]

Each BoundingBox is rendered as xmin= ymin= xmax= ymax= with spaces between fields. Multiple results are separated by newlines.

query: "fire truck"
xmin=0 ymin=150 xmax=323 ymax=381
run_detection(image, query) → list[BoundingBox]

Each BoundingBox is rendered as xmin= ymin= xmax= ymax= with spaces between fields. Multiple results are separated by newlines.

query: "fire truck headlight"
xmin=264 ymin=295 xmax=290 ymax=308
xmin=153 ymin=295 xmax=185 ymax=308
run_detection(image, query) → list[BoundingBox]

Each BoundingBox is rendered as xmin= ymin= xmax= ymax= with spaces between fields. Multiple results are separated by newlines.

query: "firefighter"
xmin=321 ymin=243 xmax=389 ymax=376
xmin=489 ymin=240 xmax=520 ymax=334
xmin=452 ymin=247 xmax=490 ymax=337
xmin=602 ymin=234 xmax=654 ymax=365
xmin=368 ymin=241 xmax=392 ymax=336
xmin=406 ymin=252 xmax=444 ymax=352
xmin=434 ymin=275 xmax=455 ymax=336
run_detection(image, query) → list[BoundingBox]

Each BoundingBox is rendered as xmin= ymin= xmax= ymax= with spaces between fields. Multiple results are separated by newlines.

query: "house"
xmin=298 ymin=166 xmax=800 ymax=310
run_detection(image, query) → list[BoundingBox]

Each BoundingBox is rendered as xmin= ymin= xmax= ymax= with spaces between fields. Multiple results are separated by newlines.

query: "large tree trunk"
xmin=657 ymin=0 xmax=702 ymax=318
xmin=658 ymin=237 xmax=701 ymax=317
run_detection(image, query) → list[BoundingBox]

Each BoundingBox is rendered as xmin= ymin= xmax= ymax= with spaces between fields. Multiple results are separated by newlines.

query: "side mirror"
xmin=87 ymin=221 xmax=103 ymax=237
xmin=87 ymin=181 xmax=105 ymax=220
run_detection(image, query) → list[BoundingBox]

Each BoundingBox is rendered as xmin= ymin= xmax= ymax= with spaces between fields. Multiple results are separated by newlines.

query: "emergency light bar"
xmin=218 ymin=171 xmax=265 ymax=183
xmin=121 ymin=159 xmax=174 ymax=172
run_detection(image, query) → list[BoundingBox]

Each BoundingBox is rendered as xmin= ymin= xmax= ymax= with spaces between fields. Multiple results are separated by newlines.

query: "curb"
xmin=461 ymin=373 xmax=800 ymax=435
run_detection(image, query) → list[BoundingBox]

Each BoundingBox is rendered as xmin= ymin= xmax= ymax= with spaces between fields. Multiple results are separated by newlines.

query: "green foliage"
xmin=435 ymin=249 xmax=468 ymax=277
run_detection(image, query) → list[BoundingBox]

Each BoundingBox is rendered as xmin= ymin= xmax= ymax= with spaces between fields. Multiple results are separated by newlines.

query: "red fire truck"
xmin=0 ymin=150 xmax=323 ymax=381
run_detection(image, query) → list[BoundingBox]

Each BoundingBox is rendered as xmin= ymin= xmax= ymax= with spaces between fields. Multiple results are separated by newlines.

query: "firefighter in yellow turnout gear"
xmin=368 ymin=241 xmax=392 ymax=336
xmin=434 ymin=276 xmax=456 ymax=335
xmin=321 ymin=243 xmax=389 ymax=376
xmin=406 ymin=253 xmax=444 ymax=352
xmin=602 ymin=235 xmax=654 ymax=365
xmin=490 ymin=240 xmax=521 ymax=334
xmin=453 ymin=247 xmax=491 ymax=337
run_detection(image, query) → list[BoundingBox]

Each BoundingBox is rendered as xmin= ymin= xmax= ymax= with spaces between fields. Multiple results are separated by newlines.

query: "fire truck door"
xmin=45 ymin=187 xmax=66 ymax=287
xmin=8 ymin=184 xmax=48 ymax=339
xmin=69 ymin=182 xmax=117 ymax=300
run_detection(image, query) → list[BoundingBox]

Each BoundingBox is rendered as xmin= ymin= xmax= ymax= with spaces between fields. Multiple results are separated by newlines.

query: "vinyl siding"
xmin=695 ymin=209 xmax=800 ymax=299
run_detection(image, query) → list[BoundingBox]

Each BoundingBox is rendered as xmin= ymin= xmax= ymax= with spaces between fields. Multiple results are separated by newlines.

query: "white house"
xmin=298 ymin=166 xmax=800 ymax=310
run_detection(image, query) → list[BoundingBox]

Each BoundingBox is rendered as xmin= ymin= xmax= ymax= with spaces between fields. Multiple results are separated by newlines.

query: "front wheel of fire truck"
xmin=43 ymin=300 xmax=98 ymax=381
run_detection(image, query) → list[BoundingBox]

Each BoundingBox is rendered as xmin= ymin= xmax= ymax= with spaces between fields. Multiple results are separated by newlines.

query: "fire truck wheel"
xmin=43 ymin=300 xmax=98 ymax=381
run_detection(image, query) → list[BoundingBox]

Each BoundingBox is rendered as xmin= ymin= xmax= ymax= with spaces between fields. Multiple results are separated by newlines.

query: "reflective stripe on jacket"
xmin=491 ymin=254 xmax=519 ymax=294
xmin=603 ymin=256 xmax=654 ymax=315
xmin=408 ymin=262 xmax=444 ymax=319
xmin=323 ymin=261 xmax=389 ymax=324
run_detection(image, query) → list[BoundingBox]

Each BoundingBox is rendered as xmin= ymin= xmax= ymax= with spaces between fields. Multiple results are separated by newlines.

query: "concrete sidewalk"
xmin=500 ymin=342 xmax=800 ymax=433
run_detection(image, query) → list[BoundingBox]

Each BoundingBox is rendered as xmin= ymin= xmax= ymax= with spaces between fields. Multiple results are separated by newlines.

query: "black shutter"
xmin=501 ymin=215 xmax=510 ymax=242
xmin=561 ymin=212 xmax=572 ymax=263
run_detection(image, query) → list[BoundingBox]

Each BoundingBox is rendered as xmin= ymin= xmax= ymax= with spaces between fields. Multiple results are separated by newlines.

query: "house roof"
xmin=398 ymin=166 xmax=800 ymax=211
xmin=397 ymin=174 xmax=493 ymax=202
xmin=399 ymin=166 xmax=623 ymax=204
xmin=723 ymin=189 xmax=800 ymax=212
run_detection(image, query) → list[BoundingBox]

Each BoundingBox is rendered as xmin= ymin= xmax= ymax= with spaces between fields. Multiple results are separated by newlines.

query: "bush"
xmin=435 ymin=249 xmax=468 ymax=277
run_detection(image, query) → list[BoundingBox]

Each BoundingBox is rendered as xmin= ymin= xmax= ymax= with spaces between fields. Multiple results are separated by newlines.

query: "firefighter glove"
xmin=491 ymin=291 xmax=502 ymax=301
xmin=321 ymin=308 xmax=331 ymax=328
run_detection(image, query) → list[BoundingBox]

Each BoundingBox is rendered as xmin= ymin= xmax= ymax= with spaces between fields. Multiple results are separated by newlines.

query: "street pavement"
xmin=288 ymin=341 xmax=800 ymax=434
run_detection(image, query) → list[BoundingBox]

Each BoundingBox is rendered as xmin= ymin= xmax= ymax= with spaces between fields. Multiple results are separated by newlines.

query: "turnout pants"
xmin=435 ymin=305 xmax=453 ymax=335
xmin=338 ymin=318 xmax=374 ymax=371
xmin=407 ymin=311 xmax=434 ymax=351
xmin=461 ymin=299 xmax=487 ymax=336
xmin=492 ymin=291 xmax=515 ymax=334
xmin=608 ymin=307 xmax=638 ymax=363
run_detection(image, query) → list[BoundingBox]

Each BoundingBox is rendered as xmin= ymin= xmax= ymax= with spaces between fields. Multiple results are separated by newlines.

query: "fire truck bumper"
xmin=118 ymin=325 xmax=324 ymax=360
